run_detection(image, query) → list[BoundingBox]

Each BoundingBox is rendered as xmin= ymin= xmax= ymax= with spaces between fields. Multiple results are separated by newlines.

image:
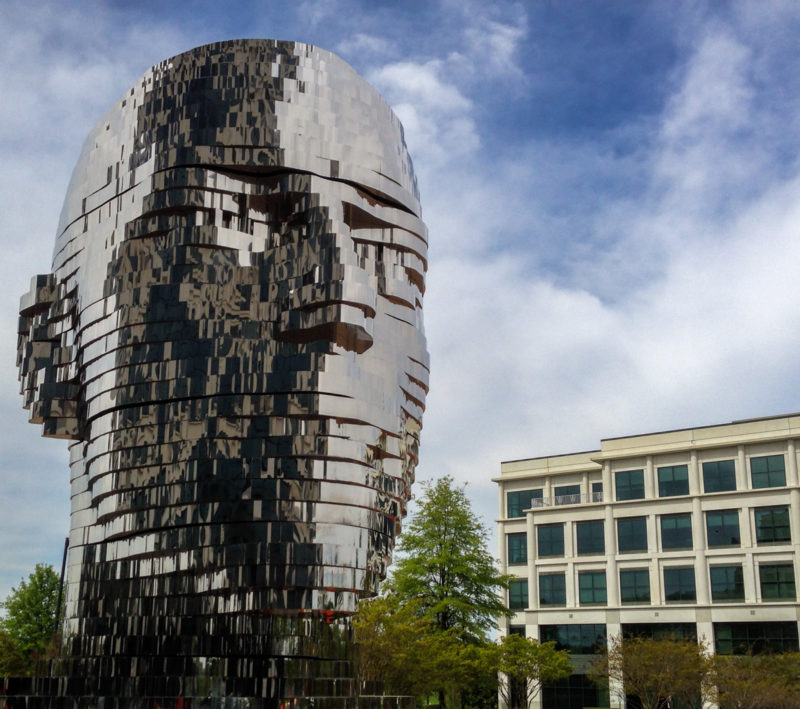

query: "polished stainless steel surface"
xmin=16 ymin=39 xmax=427 ymax=707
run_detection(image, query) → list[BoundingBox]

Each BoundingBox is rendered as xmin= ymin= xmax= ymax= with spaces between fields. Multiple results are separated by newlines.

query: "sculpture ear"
xmin=18 ymin=274 xmax=81 ymax=440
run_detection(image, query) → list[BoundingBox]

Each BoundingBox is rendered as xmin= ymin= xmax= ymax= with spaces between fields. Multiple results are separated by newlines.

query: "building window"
xmin=664 ymin=567 xmax=696 ymax=602
xmin=620 ymin=569 xmax=650 ymax=604
xmin=622 ymin=622 xmax=697 ymax=642
xmin=509 ymin=625 xmax=526 ymax=637
xmin=617 ymin=517 xmax=647 ymax=553
xmin=509 ymin=579 xmax=528 ymax=610
xmin=554 ymin=484 xmax=580 ymax=505
xmin=539 ymin=624 xmax=606 ymax=653
xmin=507 ymin=532 xmax=527 ymax=564
xmin=702 ymin=459 xmax=736 ymax=493
xmin=537 ymin=523 xmax=565 ymax=557
xmin=591 ymin=481 xmax=603 ymax=502
xmin=714 ymin=621 xmax=799 ymax=655
xmin=710 ymin=565 xmax=745 ymax=602
xmin=754 ymin=506 xmax=791 ymax=544
xmin=507 ymin=489 xmax=543 ymax=518
xmin=576 ymin=520 xmax=605 ymax=555
xmin=759 ymin=563 xmax=796 ymax=601
xmin=615 ymin=469 xmax=644 ymax=501
xmin=578 ymin=571 xmax=607 ymax=605
xmin=705 ymin=510 xmax=740 ymax=547
xmin=750 ymin=454 xmax=786 ymax=489
xmin=660 ymin=514 xmax=693 ymax=549
xmin=658 ymin=464 xmax=689 ymax=497
xmin=539 ymin=573 xmax=566 ymax=606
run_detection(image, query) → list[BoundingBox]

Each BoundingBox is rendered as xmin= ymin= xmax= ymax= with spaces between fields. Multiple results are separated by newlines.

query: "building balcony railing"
xmin=529 ymin=491 xmax=603 ymax=508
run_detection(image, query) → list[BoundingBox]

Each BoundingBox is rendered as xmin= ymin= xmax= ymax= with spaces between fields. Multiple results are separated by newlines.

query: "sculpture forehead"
xmin=56 ymin=39 xmax=420 ymax=252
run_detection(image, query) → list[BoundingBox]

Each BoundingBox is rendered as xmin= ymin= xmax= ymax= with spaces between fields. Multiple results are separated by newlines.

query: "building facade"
xmin=496 ymin=414 xmax=800 ymax=709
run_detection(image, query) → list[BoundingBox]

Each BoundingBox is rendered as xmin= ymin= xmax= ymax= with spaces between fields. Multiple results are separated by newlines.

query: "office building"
xmin=496 ymin=414 xmax=800 ymax=709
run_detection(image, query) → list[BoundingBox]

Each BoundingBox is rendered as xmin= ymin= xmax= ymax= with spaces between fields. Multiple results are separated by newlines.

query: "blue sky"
xmin=2 ymin=0 xmax=800 ymax=601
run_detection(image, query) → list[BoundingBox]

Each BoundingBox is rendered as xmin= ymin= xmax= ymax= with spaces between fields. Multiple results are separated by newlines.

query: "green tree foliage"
xmin=354 ymin=477 xmax=511 ymax=708
xmin=353 ymin=595 xmax=497 ymax=705
xmin=387 ymin=476 xmax=511 ymax=640
xmin=495 ymin=633 xmax=572 ymax=708
xmin=589 ymin=636 xmax=711 ymax=709
xmin=709 ymin=652 xmax=800 ymax=708
xmin=0 ymin=564 xmax=60 ymax=677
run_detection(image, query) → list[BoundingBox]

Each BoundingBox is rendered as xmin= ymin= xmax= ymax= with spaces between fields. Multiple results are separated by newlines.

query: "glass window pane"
xmin=617 ymin=517 xmax=647 ymax=553
xmin=507 ymin=489 xmax=543 ymax=518
xmin=658 ymin=464 xmax=689 ymax=497
xmin=509 ymin=579 xmax=528 ymax=610
xmin=615 ymin=469 xmax=645 ymax=501
xmin=620 ymin=569 xmax=650 ymax=604
xmin=664 ymin=567 xmax=696 ymax=602
xmin=537 ymin=523 xmax=564 ymax=557
xmin=702 ymin=460 xmax=736 ymax=493
xmin=714 ymin=622 xmax=799 ymax=655
xmin=750 ymin=455 xmax=786 ymax=489
xmin=576 ymin=520 xmax=605 ymax=555
xmin=507 ymin=532 xmax=527 ymax=564
xmin=759 ymin=563 xmax=796 ymax=601
xmin=539 ymin=624 xmax=607 ymax=654
xmin=710 ymin=565 xmax=744 ymax=602
xmin=578 ymin=571 xmax=607 ymax=605
xmin=660 ymin=514 xmax=693 ymax=549
xmin=705 ymin=510 xmax=740 ymax=547
xmin=539 ymin=573 xmax=566 ymax=606
xmin=554 ymin=484 xmax=580 ymax=505
xmin=754 ymin=507 xmax=791 ymax=544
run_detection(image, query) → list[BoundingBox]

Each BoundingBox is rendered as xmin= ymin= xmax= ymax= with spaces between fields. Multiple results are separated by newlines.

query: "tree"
xmin=495 ymin=633 xmax=572 ymax=709
xmin=353 ymin=594 xmax=498 ymax=705
xmin=589 ymin=636 xmax=711 ymax=709
xmin=709 ymin=652 xmax=800 ymax=708
xmin=388 ymin=476 xmax=511 ymax=641
xmin=0 ymin=564 xmax=60 ymax=677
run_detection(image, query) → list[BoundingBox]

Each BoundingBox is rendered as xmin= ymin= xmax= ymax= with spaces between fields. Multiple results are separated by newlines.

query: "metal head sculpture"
xmin=17 ymin=39 xmax=428 ymax=705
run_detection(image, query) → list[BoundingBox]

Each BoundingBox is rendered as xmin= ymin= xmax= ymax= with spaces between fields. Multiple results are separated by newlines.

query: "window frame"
xmin=506 ymin=489 xmax=543 ymax=518
xmin=710 ymin=565 xmax=745 ymax=602
xmin=537 ymin=523 xmax=565 ymax=557
xmin=705 ymin=509 xmax=741 ymax=547
xmin=759 ymin=563 xmax=796 ymax=601
xmin=578 ymin=570 xmax=607 ymax=605
xmin=664 ymin=566 xmax=696 ymax=602
xmin=754 ymin=506 xmax=791 ymax=544
xmin=702 ymin=459 xmax=736 ymax=493
xmin=507 ymin=532 xmax=527 ymax=565
xmin=657 ymin=464 xmax=689 ymax=497
xmin=750 ymin=454 xmax=786 ymax=489
xmin=539 ymin=572 xmax=566 ymax=606
xmin=617 ymin=516 xmax=647 ymax=553
xmin=615 ymin=469 xmax=645 ymax=501
xmin=509 ymin=579 xmax=529 ymax=610
xmin=576 ymin=520 xmax=605 ymax=555
xmin=660 ymin=513 xmax=693 ymax=550
xmin=620 ymin=568 xmax=650 ymax=604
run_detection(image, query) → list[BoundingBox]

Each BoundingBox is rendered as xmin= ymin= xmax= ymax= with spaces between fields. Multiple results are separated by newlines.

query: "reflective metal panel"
xmin=16 ymin=39 xmax=427 ymax=707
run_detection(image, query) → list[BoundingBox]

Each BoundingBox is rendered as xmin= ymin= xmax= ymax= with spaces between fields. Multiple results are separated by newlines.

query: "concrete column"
xmin=603 ymin=461 xmax=612 ymax=501
xmin=737 ymin=445 xmax=747 ymax=491
xmin=605 ymin=504 xmax=619 ymax=606
xmin=582 ymin=470 xmax=590 ymax=502
xmin=527 ymin=511 xmax=537 ymax=611
xmin=787 ymin=440 xmax=798 ymax=486
xmin=693 ymin=496 xmax=710 ymax=605
xmin=689 ymin=450 xmax=701 ymax=495
xmin=645 ymin=455 xmax=655 ymax=498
